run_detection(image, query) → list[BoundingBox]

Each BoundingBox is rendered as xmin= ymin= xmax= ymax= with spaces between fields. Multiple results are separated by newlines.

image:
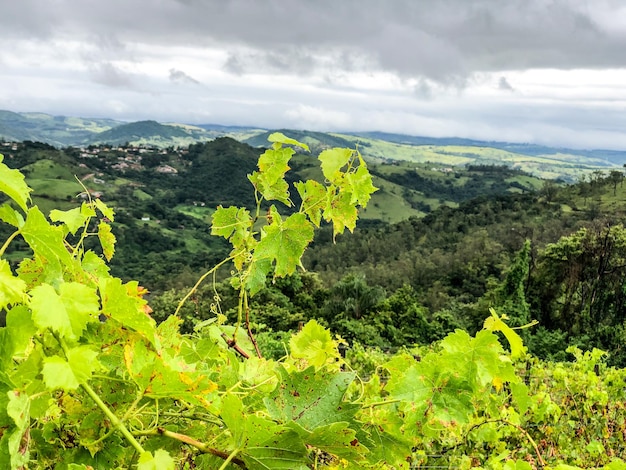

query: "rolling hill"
xmin=0 ymin=109 xmax=625 ymax=182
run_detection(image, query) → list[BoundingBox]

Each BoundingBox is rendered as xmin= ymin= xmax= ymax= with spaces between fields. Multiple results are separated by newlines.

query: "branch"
xmin=135 ymin=427 xmax=247 ymax=469
xmin=221 ymin=333 xmax=250 ymax=359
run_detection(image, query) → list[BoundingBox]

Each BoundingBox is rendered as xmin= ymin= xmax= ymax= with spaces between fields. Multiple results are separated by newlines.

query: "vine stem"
xmin=135 ymin=428 xmax=247 ymax=469
xmin=466 ymin=418 xmax=546 ymax=467
xmin=361 ymin=398 xmax=402 ymax=408
xmin=0 ymin=229 xmax=20 ymax=257
xmin=243 ymin=290 xmax=262 ymax=358
xmin=219 ymin=447 xmax=243 ymax=470
xmin=55 ymin=335 xmax=146 ymax=455
xmin=175 ymin=255 xmax=234 ymax=317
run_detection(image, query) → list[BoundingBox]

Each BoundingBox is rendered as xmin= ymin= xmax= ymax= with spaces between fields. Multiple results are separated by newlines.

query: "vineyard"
xmin=0 ymin=135 xmax=625 ymax=469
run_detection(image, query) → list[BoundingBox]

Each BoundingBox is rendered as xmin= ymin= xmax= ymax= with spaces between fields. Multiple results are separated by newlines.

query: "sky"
xmin=1 ymin=0 xmax=626 ymax=149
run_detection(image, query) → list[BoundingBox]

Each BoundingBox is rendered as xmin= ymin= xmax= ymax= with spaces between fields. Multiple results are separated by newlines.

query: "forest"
xmin=0 ymin=135 xmax=625 ymax=468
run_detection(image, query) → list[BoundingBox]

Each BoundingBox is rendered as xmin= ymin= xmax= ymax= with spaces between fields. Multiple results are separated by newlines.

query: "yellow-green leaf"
xmin=484 ymin=308 xmax=526 ymax=359
xmin=30 ymin=282 xmax=100 ymax=341
xmin=137 ymin=450 xmax=175 ymax=470
xmin=0 ymin=155 xmax=31 ymax=212
xmin=253 ymin=212 xmax=314 ymax=278
xmin=0 ymin=260 xmax=27 ymax=310
xmin=97 ymin=221 xmax=116 ymax=261
xmin=50 ymin=203 xmax=95 ymax=235
xmin=95 ymin=198 xmax=114 ymax=222
xmin=268 ymin=132 xmax=310 ymax=151
xmin=319 ymin=148 xmax=352 ymax=182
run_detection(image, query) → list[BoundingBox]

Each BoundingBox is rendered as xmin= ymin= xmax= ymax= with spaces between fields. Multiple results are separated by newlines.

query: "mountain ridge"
xmin=0 ymin=109 xmax=624 ymax=182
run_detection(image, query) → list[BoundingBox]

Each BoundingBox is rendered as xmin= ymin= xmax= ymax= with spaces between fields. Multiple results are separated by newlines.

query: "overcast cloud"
xmin=1 ymin=0 xmax=626 ymax=148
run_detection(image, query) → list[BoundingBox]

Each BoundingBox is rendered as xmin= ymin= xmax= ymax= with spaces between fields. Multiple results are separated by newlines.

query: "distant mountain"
xmin=0 ymin=110 xmax=263 ymax=148
xmin=86 ymin=120 xmax=206 ymax=146
xmin=1 ymin=110 xmax=625 ymax=181
xmin=244 ymin=129 xmax=355 ymax=151
xmin=0 ymin=110 xmax=122 ymax=147
xmin=355 ymin=131 xmax=626 ymax=164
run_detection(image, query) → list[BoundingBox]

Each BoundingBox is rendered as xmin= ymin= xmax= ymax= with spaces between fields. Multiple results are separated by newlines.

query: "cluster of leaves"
xmin=0 ymin=138 xmax=625 ymax=469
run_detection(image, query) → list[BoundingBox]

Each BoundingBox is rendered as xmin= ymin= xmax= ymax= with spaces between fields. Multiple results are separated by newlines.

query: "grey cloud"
xmin=169 ymin=68 xmax=200 ymax=84
xmin=498 ymin=77 xmax=514 ymax=92
xmin=3 ymin=0 xmax=626 ymax=84
xmin=90 ymin=62 xmax=134 ymax=88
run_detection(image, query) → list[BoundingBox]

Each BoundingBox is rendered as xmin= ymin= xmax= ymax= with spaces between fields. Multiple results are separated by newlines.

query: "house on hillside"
xmin=155 ymin=165 xmax=178 ymax=174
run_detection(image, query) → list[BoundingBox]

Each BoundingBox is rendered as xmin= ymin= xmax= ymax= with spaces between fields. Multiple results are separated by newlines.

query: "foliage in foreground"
xmin=0 ymin=138 xmax=624 ymax=469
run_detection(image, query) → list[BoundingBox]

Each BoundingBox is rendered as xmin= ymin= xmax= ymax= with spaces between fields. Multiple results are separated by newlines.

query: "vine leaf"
xmin=344 ymin=159 xmax=377 ymax=207
xmin=484 ymin=308 xmax=526 ymax=359
xmin=324 ymin=190 xmax=358 ymax=238
xmin=6 ymin=390 xmax=30 ymax=468
xmin=95 ymin=198 xmax=115 ymax=222
xmin=99 ymin=278 xmax=156 ymax=344
xmin=97 ymin=221 xmax=116 ymax=261
xmin=294 ymin=180 xmax=326 ymax=227
xmin=252 ymin=211 xmax=314 ymax=280
xmin=264 ymin=365 xmax=359 ymax=430
xmin=21 ymin=206 xmax=74 ymax=277
xmin=137 ymin=449 xmax=176 ymax=470
xmin=49 ymin=203 xmax=95 ymax=235
xmin=319 ymin=148 xmax=353 ymax=182
xmin=0 ymin=260 xmax=27 ymax=311
xmin=211 ymin=206 xmax=251 ymax=244
xmin=221 ymin=394 xmax=308 ymax=469
xmin=287 ymin=420 xmax=367 ymax=462
xmin=4 ymin=306 xmax=37 ymax=359
xmin=289 ymin=319 xmax=339 ymax=368
xmin=0 ymin=204 xmax=24 ymax=228
xmin=30 ymin=282 xmax=100 ymax=341
xmin=0 ymin=155 xmax=31 ymax=213
xmin=268 ymin=132 xmax=310 ymax=151
xmin=41 ymin=346 xmax=99 ymax=390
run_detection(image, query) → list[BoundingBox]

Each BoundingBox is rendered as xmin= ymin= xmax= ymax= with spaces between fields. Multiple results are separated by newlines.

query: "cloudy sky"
xmin=1 ymin=0 xmax=626 ymax=149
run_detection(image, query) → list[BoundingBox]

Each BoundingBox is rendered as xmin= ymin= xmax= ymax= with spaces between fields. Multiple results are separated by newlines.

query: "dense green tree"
xmin=529 ymin=223 xmax=626 ymax=364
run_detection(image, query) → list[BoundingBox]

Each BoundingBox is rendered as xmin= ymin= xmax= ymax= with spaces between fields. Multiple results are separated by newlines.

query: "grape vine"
xmin=0 ymin=136 xmax=624 ymax=469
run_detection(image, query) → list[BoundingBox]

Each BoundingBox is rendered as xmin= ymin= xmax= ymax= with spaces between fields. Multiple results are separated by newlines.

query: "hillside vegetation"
xmin=3 ymin=136 xmax=626 ymax=367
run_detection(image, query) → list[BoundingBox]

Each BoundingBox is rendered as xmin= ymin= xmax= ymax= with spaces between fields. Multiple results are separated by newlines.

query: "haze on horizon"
xmin=1 ymin=0 xmax=626 ymax=150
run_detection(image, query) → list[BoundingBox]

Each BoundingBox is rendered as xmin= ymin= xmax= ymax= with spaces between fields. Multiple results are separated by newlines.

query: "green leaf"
xmin=319 ymin=148 xmax=353 ymax=182
xmin=344 ymin=157 xmax=378 ymax=207
xmin=0 ymin=260 xmax=27 ymax=311
xmin=211 ymin=206 xmax=252 ymax=247
xmin=268 ymin=132 xmax=310 ymax=151
xmin=244 ymin=258 xmax=272 ymax=296
xmin=97 ymin=221 xmax=116 ymax=261
xmin=95 ymin=198 xmax=115 ymax=222
xmin=30 ymin=282 xmax=100 ymax=341
xmin=49 ymin=203 xmax=95 ymax=235
xmin=41 ymin=355 xmax=78 ymax=390
xmin=100 ymin=278 xmax=156 ymax=344
xmin=81 ymin=250 xmax=111 ymax=280
xmin=221 ymin=394 xmax=308 ymax=469
xmin=41 ymin=346 xmax=100 ymax=390
xmin=264 ymin=365 xmax=359 ymax=431
xmin=6 ymin=390 xmax=30 ymax=468
xmin=21 ymin=206 xmax=74 ymax=278
xmin=287 ymin=420 xmax=367 ymax=462
xmin=5 ymin=306 xmax=37 ymax=358
xmin=294 ymin=180 xmax=326 ymax=227
xmin=253 ymin=212 xmax=314 ymax=278
xmin=289 ymin=319 xmax=339 ymax=367
xmin=248 ymin=169 xmax=292 ymax=205
xmin=137 ymin=449 xmax=176 ymax=470
xmin=324 ymin=189 xmax=358 ymax=238
xmin=0 ymin=204 xmax=24 ymax=228
xmin=0 ymin=156 xmax=31 ymax=212
xmin=484 ymin=308 xmax=526 ymax=359
xmin=258 ymin=146 xmax=293 ymax=184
